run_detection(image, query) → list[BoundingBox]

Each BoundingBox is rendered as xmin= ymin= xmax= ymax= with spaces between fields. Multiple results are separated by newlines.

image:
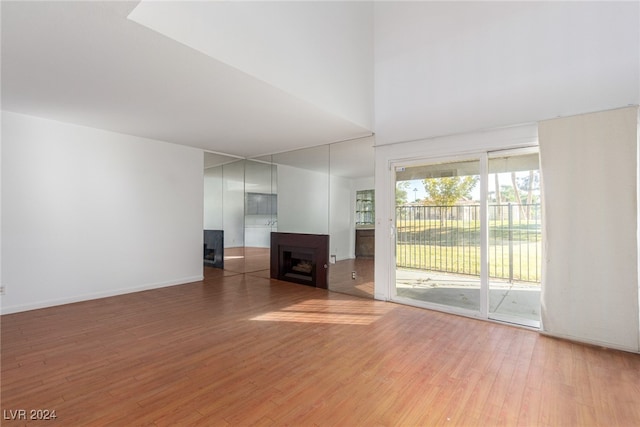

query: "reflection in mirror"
xmin=220 ymin=159 xmax=247 ymax=273
xmin=263 ymin=145 xmax=330 ymax=288
xmin=271 ymin=145 xmax=330 ymax=235
xmin=243 ymin=159 xmax=277 ymax=276
xmin=203 ymin=152 xmax=243 ymax=272
xmin=328 ymin=137 xmax=375 ymax=298
xmin=208 ymin=138 xmax=374 ymax=294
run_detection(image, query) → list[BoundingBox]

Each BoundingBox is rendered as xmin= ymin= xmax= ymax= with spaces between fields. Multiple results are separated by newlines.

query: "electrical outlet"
xmin=351 ymin=271 xmax=356 ymax=280
xmin=0 ymin=286 xmax=5 ymax=295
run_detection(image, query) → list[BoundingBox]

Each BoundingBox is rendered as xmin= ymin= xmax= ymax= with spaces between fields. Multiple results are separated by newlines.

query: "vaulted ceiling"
xmin=1 ymin=1 xmax=374 ymax=158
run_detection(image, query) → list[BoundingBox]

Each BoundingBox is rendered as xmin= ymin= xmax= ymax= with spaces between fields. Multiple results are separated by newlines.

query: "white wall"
xmin=374 ymin=1 xmax=640 ymax=146
xmin=1 ymin=111 xmax=204 ymax=314
xmin=354 ymin=177 xmax=374 ymax=194
xmin=277 ymin=164 xmax=329 ymax=235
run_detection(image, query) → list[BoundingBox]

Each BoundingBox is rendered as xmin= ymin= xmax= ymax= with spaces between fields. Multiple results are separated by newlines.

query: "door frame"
xmin=384 ymin=146 xmax=541 ymax=327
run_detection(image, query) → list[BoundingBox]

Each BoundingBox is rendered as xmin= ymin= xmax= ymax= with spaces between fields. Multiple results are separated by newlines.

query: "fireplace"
xmin=271 ymin=232 xmax=329 ymax=288
xmin=203 ymin=230 xmax=224 ymax=269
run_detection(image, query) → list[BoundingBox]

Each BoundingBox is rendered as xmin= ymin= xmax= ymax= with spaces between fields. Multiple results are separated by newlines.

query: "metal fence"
xmin=396 ymin=203 xmax=542 ymax=283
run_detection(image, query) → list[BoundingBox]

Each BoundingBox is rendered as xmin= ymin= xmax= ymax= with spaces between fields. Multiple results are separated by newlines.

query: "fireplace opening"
xmin=271 ymin=232 xmax=329 ymax=288
xmin=282 ymin=249 xmax=315 ymax=284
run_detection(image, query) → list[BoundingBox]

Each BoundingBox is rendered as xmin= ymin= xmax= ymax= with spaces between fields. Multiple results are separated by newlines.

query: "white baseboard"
xmin=0 ymin=275 xmax=204 ymax=315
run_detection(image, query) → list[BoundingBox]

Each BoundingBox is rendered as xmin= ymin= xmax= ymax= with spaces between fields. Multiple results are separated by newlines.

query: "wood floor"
xmin=223 ymin=247 xmax=374 ymax=299
xmin=328 ymin=257 xmax=374 ymax=299
xmin=2 ymin=269 xmax=640 ymax=426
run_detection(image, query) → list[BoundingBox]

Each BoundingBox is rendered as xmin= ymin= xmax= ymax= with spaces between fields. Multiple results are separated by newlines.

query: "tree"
xmin=423 ymin=176 xmax=478 ymax=223
xmin=511 ymin=172 xmax=526 ymax=219
xmin=517 ymin=170 xmax=540 ymax=204
xmin=497 ymin=184 xmax=517 ymax=202
xmin=396 ymin=181 xmax=410 ymax=206
xmin=423 ymin=176 xmax=478 ymax=206
xmin=517 ymin=170 xmax=541 ymax=220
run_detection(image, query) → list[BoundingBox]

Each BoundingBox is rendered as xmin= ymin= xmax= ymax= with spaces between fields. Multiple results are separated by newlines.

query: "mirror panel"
xmin=204 ymin=153 xmax=243 ymax=270
xmin=271 ymin=145 xmax=330 ymax=235
xmin=207 ymin=138 xmax=375 ymax=294
xmin=219 ymin=159 xmax=247 ymax=273
xmin=244 ymin=159 xmax=277 ymax=274
xmin=328 ymin=137 xmax=375 ymax=298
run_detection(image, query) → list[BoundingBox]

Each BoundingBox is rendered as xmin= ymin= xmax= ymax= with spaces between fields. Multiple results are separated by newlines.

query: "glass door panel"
xmin=395 ymin=159 xmax=482 ymax=313
xmin=488 ymin=152 xmax=541 ymax=327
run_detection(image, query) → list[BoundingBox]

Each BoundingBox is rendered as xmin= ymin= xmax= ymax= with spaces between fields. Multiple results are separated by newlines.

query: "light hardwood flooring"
xmin=328 ymin=257 xmax=374 ymax=299
xmin=2 ymin=268 xmax=640 ymax=426
xmin=222 ymin=247 xmax=271 ymax=275
xmin=224 ymin=247 xmax=375 ymax=299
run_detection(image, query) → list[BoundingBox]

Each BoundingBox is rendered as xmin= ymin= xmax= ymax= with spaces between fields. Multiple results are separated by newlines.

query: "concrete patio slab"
xmin=395 ymin=269 xmax=540 ymax=322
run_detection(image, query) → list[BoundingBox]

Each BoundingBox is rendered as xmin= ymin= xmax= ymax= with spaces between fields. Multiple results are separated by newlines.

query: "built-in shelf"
xmin=356 ymin=189 xmax=374 ymax=226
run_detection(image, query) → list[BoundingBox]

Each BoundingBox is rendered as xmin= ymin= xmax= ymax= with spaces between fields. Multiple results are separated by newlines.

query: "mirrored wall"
xmin=203 ymin=136 xmax=374 ymax=298
xmin=327 ymin=138 xmax=375 ymax=298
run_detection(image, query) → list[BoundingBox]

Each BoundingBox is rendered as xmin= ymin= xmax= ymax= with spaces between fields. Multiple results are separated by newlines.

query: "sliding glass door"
xmin=393 ymin=149 xmax=541 ymax=327
xmin=394 ymin=159 xmax=482 ymax=313
xmin=487 ymin=151 xmax=541 ymax=327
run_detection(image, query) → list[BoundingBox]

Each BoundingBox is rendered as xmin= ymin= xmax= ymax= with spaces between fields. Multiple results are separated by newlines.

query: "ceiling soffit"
xmin=128 ymin=1 xmax=374 ymax=131
xmin=1 ymin=1 xmax=373 ymax=158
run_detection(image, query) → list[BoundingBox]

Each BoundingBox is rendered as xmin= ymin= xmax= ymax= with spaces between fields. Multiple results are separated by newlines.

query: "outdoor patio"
xmin=395 ymin=268 xmax=541 ymax=326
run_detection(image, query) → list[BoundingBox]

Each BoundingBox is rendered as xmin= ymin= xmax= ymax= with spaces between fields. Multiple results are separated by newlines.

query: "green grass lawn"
xmin=395 ymin=219 xmax=541 ymax=282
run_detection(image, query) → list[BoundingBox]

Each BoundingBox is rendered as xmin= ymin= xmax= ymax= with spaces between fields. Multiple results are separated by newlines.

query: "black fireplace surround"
xmin=270 ymin=232 xmax=329 ymax=288
xmin=203 ymin=230 xmax=224 ymax=269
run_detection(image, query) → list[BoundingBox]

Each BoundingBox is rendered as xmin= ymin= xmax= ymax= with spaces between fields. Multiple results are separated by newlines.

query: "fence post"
xmin=508 ymin=202 xmax=514 ymax=283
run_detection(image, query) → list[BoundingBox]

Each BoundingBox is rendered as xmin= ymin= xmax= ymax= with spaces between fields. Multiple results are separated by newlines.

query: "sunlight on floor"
xmin=251 ymin=299 xmax=395 ymax=325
